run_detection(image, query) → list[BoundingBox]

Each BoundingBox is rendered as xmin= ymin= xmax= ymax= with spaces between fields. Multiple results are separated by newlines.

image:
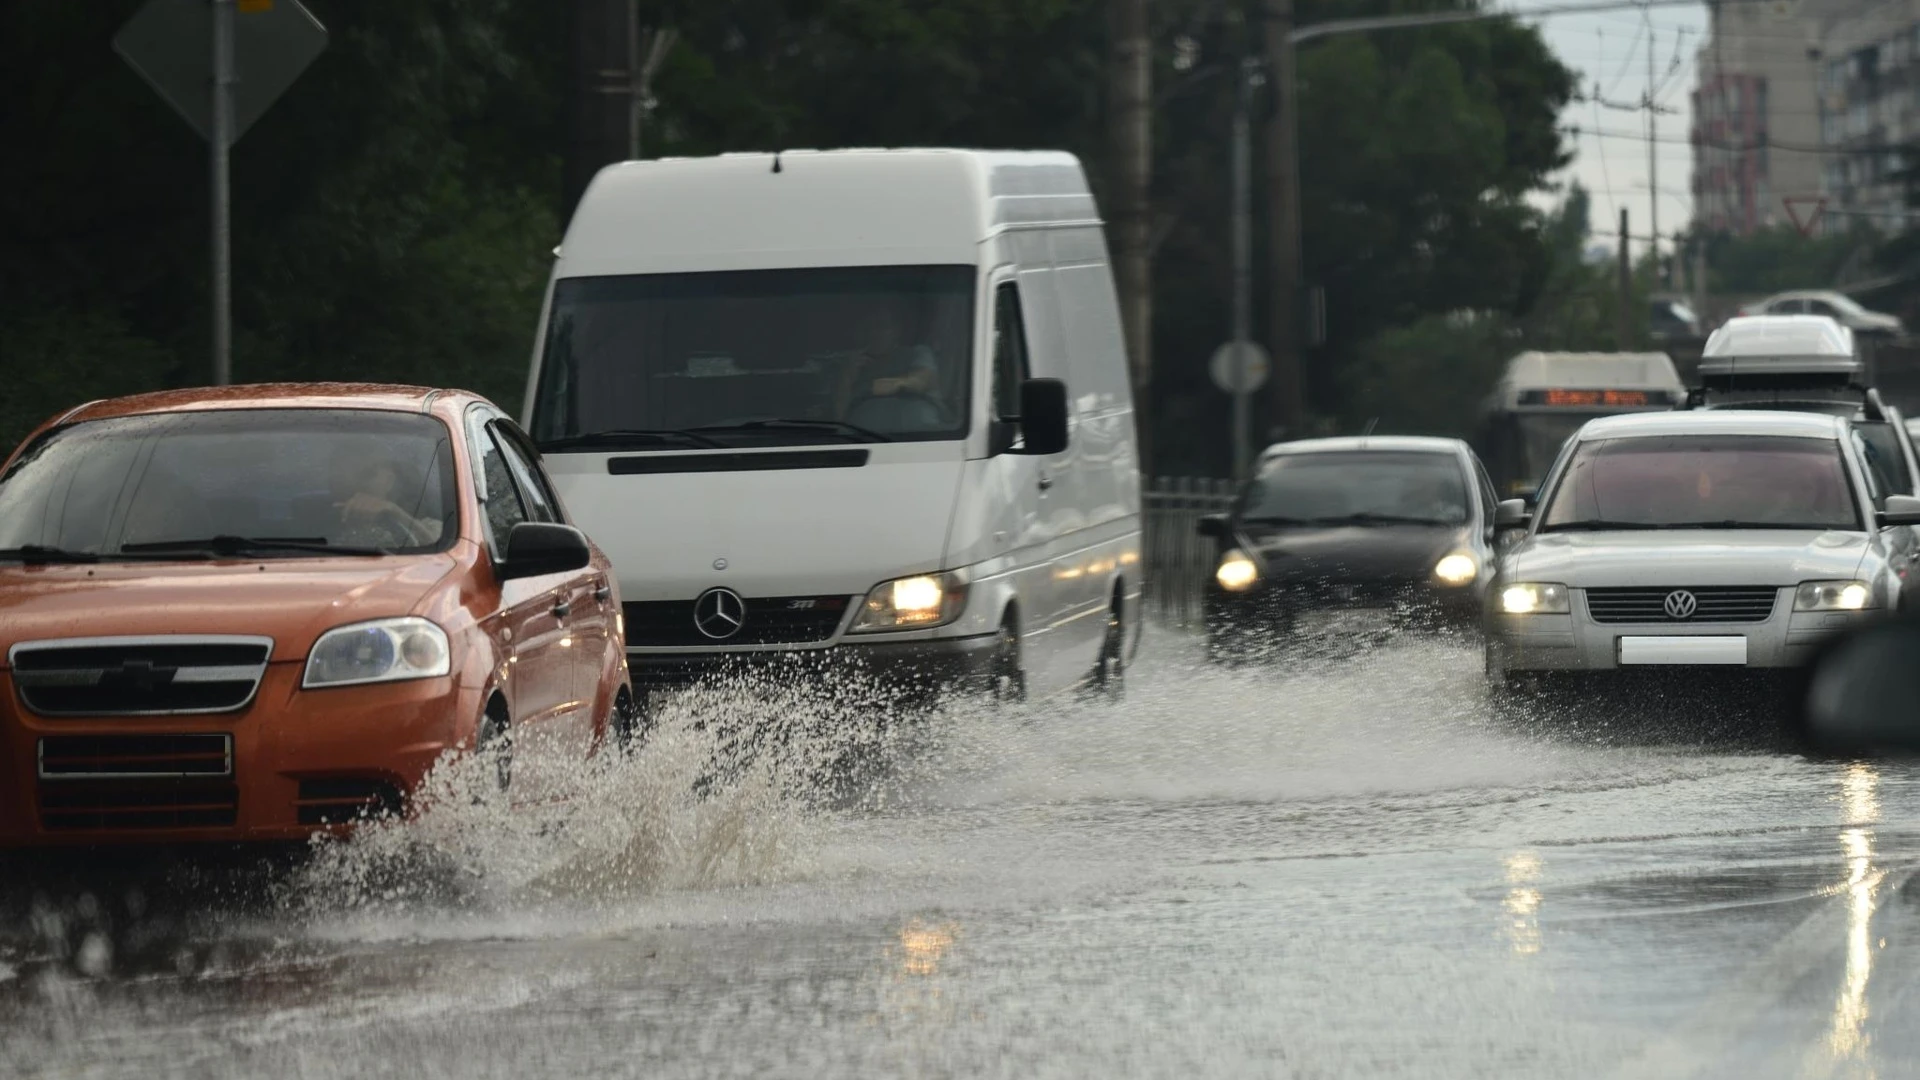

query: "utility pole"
xmin=1264 ymin=0 xmax=1303 ymax=439
xmin=623 ymin=1 xmax=675 ymax=160
xmin=1232 ymin=58 xmax=1255 ymax=482
xmin=1646 ymin=18 xmax=1658 ymax=278
xmin=210 ymin=0 xmax=235 ymax=386
xmin=1109 ymin=0 xmax=1154 ymax=469
xmin=1618 ymin=208 xmax=1633 ymax=349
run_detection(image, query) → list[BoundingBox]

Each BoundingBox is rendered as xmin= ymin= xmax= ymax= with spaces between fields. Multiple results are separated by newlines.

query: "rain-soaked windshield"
xmin=532 ymin=266 xmax=975 ymax=446
xmin=1239 ymin=451 xmax=1469 ymax=525
xmin=1541 ymin=435 xmax=1860 ymax=530
xmin=0 ymin=410 xmax=458 ymax=556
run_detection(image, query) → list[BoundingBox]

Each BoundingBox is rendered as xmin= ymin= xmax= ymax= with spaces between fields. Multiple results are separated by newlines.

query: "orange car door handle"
xmin=552 ymin=600 xmax=572 ymax=619
xmin=593 ymin=584 xmax=611 ymax=603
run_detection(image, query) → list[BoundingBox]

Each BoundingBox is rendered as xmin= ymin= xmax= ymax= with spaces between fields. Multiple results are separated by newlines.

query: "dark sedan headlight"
xmin=1432 ymin=552 xmax=1478 ymax=587
xmin=304 ymin=617 xmax=451 ymax=689
xmin=1215 ymin=549 xmax=1259 ymax=591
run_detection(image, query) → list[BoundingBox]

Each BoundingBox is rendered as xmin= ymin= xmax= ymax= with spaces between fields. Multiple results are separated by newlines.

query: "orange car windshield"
xmin=0 ymin=409 xmax=460 ymax=559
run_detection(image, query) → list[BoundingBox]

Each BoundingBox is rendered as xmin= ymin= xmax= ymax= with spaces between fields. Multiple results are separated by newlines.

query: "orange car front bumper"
xmin=0 ymin=663 xmax=483 ymax=847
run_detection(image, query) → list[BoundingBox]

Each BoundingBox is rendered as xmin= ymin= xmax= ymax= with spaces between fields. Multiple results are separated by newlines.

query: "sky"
xmin=1527 ymin=2 xmax=1710 ymax=254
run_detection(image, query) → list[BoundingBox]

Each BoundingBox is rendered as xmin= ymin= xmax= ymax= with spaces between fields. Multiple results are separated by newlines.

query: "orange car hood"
xmin=0 ymin=555 xmax=461 ymax=666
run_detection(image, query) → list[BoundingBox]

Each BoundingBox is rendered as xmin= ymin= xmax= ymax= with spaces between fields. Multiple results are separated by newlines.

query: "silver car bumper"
xmin=1488 ymin=587 xmax=1877 ymax=673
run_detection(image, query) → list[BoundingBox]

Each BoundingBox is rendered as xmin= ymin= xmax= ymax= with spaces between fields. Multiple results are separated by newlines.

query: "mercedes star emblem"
xmin=693 ymin=586 xmax=747 ymax=640
xmin=1663 ymin=589 xmax=1698 ymax=620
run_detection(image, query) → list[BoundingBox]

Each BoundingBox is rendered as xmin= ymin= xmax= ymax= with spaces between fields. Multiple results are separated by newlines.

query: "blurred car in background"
xmin=1739 ymin=291 xmax=1904 ymax=340
xmin=1199 ymin=436 xmax=1497 ymax=660
xmin=1648 ymin=297 xmax=1703 ymax=344
xmin=0 ymin=384 xmax=631 ymax=849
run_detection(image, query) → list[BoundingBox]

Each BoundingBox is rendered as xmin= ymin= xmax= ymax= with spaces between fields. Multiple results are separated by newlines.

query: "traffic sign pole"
xmin=1231 ymin=58 xmax=1255 ymax=484
xmin=210 ymin=0 xmax=234 ymax=386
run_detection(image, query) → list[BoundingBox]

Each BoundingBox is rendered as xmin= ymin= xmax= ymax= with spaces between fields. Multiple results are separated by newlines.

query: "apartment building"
xmin=1690 ymin=1 xmax=1824 ymax=235
xmin=1815 ymin=0 xmax=1920 ymax=232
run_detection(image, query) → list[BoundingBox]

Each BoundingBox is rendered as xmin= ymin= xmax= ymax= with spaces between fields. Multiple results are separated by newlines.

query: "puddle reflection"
xmin=1503 ymin=850 xmax=1543 ymax=957
xmin=1827 ymin=763 xmax=1881 ymax=1068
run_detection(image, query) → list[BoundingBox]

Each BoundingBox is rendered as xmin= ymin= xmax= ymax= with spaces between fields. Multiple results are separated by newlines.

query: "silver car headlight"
xmin=303 ymin=617 xmax=452 ymax=689
xmin=1795 ymin=580 xmax=1876 ymax=612
xmin=849 ymin=572 xmax=968 ymax=632
xmin=1499 ymin=582 xmax=1570 ymax=614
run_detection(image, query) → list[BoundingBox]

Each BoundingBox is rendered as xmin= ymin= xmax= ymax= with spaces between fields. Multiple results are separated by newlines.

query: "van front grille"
xmin=622 ymin=596 xmax=852 ymax=647
xmin=10 ymin=636 xmax=272 ymax=716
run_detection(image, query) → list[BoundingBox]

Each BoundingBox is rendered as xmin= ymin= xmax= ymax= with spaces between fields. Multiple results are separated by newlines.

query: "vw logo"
xmin=1663 ymin=590 xmax=1698 ymax=620
xmin=693 ymin=587 xmax=747 ymax=640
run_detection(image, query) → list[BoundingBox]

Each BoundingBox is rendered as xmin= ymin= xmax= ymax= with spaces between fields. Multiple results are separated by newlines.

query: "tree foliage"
xmin=1 ymin=0 xmax=1579 ymax=475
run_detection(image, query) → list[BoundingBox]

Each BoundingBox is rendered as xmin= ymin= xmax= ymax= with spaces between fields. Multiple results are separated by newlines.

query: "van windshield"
xmin=532 ymin=266 xmax=976 ymax=448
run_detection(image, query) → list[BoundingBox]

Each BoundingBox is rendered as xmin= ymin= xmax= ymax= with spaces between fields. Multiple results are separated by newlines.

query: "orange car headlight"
xmin=303 ymin=617 xmax=451 ymax=689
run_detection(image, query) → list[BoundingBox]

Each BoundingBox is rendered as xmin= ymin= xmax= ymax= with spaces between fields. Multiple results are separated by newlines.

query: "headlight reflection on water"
xmin=1826 ymin=763 xmax=1881 ymax=1064
xmin=1503 ymin=850 xmax=1543 ymax=957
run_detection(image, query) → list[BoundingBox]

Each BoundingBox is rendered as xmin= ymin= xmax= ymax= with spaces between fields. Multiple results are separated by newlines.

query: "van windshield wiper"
xmin=688 ymin=418 xmax=895 ymax=443
xmin=538 ymin=428 xmax=728 ymax=451
xmin=121 ymin=536 xmax=388 ymax=557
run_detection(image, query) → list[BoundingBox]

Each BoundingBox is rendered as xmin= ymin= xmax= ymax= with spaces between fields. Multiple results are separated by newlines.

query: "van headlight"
xmin=850 ymin=572 xmax=968 ymax=632
xmin=1795 ymin=580 xmax=1875 ymax=611
xmin=1215 ymin=550 xmax=1259 ymax=591
xmin=1433 ymin=552 xmax=1478 ymax=586
xmin=1499 ymin=583 xmax=1569 ymax=614
xmin=303 ymin=617 xmax=451 ymax=688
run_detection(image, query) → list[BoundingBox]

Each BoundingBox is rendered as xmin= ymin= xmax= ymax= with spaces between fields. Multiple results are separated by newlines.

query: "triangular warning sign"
xmin=1783 ymin=196 xmax=1826 ymax=237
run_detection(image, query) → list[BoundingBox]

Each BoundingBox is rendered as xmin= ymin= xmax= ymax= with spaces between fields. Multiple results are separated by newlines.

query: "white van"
xmin=521 ymin=149 xmax=1142 ymax=707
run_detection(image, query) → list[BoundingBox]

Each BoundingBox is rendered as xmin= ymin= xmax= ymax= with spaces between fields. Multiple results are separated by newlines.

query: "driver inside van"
xmin=834 ymin=306 xmax=945 ymax=425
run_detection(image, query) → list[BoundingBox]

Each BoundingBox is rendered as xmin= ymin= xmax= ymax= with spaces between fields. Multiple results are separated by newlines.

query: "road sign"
xmin=1783 ymin=195 xmax=1827 ymax=238
xmin=113 ymin=0 xmax=327 ymax=146
xmin=1210 ymin=341 xmax=1271 ymax=394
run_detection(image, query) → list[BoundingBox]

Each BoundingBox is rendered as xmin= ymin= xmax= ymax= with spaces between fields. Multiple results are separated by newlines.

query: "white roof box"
xmin=1699 ymin=315 xmax=1858 ymax=380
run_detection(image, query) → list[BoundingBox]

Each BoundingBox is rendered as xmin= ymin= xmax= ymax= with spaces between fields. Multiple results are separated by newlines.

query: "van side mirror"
xmin=1879 ymin=494 xmax=1920 ymax=528
xmin=1495 ymin=499 xmax=1532 ymax=528
xmin=499 ymin=522 xmax=592 ymax=581
xmin=1009 ymin=378 xmax=1069 ymax=456
xmin=1197 ymin=514 xmax=1228 ymax=538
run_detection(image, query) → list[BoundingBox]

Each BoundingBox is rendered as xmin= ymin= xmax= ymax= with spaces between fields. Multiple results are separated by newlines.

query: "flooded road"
xmin=5 ymin=634 xmax=1919 ymax=1079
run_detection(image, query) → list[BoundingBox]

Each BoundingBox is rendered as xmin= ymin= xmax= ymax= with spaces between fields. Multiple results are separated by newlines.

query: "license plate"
xmin=1617 ymin=636 xmax=1748 ymax=665
xmin=1296 ymin=608 xmax=1394 ymax=635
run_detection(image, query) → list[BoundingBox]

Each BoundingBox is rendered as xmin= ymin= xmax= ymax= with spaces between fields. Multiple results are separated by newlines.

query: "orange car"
xmin=0 ymin=383 xmax=634 ymax=847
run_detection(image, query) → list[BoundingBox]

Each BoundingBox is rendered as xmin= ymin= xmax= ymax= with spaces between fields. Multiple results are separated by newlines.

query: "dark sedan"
xmin=1198 ymin=436 xmax=1499 ymax=660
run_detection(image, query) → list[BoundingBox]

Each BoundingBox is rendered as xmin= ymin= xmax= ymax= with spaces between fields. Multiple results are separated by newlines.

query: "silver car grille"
xmin=1583 ymin=587 xmax=1780 ymax=625
xmin=9 ymin=636 xmax=273 ymax=717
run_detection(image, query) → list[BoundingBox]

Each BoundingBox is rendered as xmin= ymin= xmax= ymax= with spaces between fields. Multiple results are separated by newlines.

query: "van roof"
xmin=558 ymin=149 xmax=1099 ymax=278
xmin=1699 ymin=315 xmax=1857 ymax=380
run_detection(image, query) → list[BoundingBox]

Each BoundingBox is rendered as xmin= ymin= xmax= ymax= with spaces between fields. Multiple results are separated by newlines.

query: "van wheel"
xmin=990 ymin=619 xmax=1026 ymax=704
xmin=477 ymin=700 xmax=512 ymax=792
xmin=1092 ymin=601 xmax=1125 ymax=699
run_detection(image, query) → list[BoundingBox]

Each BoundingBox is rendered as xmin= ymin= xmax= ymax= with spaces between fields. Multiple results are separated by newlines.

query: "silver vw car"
xmin=1485 ymin=410 xmax=1920 ymax=690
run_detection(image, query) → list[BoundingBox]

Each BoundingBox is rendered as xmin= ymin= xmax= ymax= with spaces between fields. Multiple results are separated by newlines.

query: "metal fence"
xmin=1141 ymin=476 xmax=1236 ymax=628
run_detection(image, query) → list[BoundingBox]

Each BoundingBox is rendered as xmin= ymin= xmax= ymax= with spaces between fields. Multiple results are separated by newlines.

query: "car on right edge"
xmin=1484 ymin=410 xmax=1920 ymax=700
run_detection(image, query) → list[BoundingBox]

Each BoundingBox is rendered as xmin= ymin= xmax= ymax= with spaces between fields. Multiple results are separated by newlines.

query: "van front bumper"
xmin=628 ymin=633 xmax=1002 ymax=694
